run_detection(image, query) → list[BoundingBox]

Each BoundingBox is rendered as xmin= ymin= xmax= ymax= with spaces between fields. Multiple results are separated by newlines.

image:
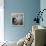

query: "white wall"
xmin=40 ymin=0 xmax=46 ymax=27
xmin=40 ymin=0 xmax=46 ymax=45
xmin=0 ymin=0 xmax=4 ymax=42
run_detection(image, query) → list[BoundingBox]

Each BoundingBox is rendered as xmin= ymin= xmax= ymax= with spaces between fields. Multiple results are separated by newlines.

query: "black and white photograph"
xmin=11 ymin=13 xmax=24 ymax=26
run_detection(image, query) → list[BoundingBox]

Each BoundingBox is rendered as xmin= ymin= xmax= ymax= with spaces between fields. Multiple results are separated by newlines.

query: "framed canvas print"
xmin=11 ymin=13 xmax=24 ymax=26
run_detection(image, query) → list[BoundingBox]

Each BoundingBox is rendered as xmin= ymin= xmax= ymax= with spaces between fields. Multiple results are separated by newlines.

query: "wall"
xmin=40 ymin=0 xmax=46 ymax=45
xmin=40 ymin=0 xmax=46 ymax=27
xmin=0 ymin=0 xmax=4 ymax=42
xmin=4 ymin=0 xmax=40 ymax=42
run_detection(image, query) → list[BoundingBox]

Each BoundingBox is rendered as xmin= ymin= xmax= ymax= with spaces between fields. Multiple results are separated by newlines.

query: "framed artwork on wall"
xmin=11 ymin=13 xmax=24 ymax=26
